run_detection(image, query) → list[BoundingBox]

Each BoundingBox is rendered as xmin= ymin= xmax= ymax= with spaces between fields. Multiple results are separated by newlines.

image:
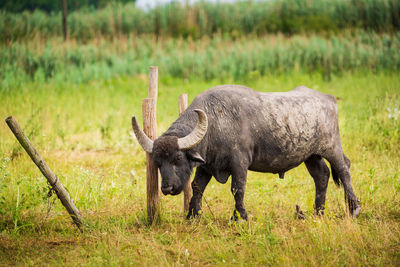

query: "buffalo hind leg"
xmin=328 ymin=152 xmax=361 ymax=217
xmin=187 ymin=167 xmax=212 ymax=219
xmin=305 ymin=155 xmax=330 ymax=215
xmin=340 ymin=166 xmax=361 ymax=217
xmin=231 ymin=168 xmax=248 ymax=221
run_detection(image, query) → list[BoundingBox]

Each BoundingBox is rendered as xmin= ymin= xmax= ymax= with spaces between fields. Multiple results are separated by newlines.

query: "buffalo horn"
xmin=131 ymin=116 xmax=154 ymax=153
xmin=177 ymin=109 xmax=208 ymax=150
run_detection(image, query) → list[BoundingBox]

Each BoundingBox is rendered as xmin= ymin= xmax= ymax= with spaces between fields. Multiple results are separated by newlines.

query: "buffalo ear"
xmin=187 ymin=150 xmax=205 ymax=165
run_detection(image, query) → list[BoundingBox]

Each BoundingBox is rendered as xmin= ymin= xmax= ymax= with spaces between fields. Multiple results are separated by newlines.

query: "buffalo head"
xmin=132 ymin=109 xmax=208 ymax=195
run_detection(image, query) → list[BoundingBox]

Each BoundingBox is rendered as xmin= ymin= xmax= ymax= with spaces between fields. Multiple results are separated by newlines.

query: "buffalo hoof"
xmin=186 ymin=209 xmax=202 ymax=220
xmin=314 ymin=207 xmax=325 ymax=216
xmin=351 ymin=205 xmax=361 ymax=218
xmin=231 ymin=210 xmax=248 ymax=222
xmin=349 ymin=198 xmax=361 ymax=218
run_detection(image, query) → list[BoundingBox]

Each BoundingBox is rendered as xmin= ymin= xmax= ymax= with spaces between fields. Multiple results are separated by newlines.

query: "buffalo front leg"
xmin=305 ymin=155 xmax=330 ymax=215
xmin=187 ymin=167 xmax=211 ymax=219
xmin=231 ymin=168 xmax=248 ymax=221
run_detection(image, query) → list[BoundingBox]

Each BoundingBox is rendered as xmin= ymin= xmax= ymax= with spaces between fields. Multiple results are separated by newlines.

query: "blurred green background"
xmin=1 ymin=0 xmax=400 ymax=91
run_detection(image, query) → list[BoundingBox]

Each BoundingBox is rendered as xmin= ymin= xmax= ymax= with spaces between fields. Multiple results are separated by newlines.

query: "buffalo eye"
xmin=173 ymin=153 xmax=184 ymax=165
xmin=153 ymin=157 xmax=162 ymax=167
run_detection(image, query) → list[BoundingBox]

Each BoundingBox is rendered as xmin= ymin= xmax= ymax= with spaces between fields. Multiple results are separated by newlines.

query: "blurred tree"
xmin=62 ymin=0 xmax=68 ymax=41
xmin=0 ymin=0 xmax=136 ymax=13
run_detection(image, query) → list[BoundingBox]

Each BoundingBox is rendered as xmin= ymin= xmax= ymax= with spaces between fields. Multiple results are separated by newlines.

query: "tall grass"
xmin=1 ymin=31 xmax=399 ymax=90
xmin=1 ymin=0 xmax=399 ymax=42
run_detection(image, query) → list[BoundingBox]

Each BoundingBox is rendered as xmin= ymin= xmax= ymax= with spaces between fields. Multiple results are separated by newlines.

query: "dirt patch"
xmin=45 ymin=239 xmax=77 ymax=247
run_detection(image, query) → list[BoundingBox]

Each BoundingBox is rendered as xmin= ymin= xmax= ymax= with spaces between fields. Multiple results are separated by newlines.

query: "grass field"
xmin=0 ymin=71 xmax=399 ymax=265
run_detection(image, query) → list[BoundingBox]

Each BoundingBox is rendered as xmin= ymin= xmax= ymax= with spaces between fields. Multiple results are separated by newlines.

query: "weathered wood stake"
xmin=179 ymin=93 xmax=192 ymax=213
xmin=144 ymin=66 xmax=160 ymax=224
xmin=148 ymin=66 xmax=158 ymax=107
xmin=5 ymin=116 xmax=82 ymax=230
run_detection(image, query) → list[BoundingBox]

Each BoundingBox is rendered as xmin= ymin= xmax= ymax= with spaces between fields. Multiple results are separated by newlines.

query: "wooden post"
xmin=144 ymin=66 xmax=159 ymax=224
xmin=5 ymin=116 xmax=82 ymax=230
xmin=179 ymin=93 xmax=192 ymax=213
xmin=61 ymin=0 xmax=68 ymax=41
xmin=148 ymin=66 xmax=158 ymax=106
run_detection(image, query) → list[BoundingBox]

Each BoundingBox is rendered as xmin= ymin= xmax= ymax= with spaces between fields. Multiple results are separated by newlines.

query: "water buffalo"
xmin=132 ymin=85 xmax=361 ymax=219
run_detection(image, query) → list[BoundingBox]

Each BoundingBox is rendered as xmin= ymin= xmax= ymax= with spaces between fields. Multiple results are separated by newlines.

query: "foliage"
xmin=1 ymin=0 xmax=399 ymax=42
xmin=1 ymin=31 xmax=399 ymax=91
xmin=0 ymin=73 xmax=399 ymax=265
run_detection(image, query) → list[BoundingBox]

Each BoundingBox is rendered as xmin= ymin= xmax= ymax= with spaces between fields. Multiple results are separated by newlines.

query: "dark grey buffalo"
xmin=132 ymin=85 xmax=361 ymax=219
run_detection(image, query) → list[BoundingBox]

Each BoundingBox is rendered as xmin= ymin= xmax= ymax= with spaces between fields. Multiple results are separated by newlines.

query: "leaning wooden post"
xmin=179 ymin=93 xmax=192 ymax=213
xmin=144 ymin=66 xmax=159 ymax=224
xmin=5 ymin=116 xmax=82 ymax=230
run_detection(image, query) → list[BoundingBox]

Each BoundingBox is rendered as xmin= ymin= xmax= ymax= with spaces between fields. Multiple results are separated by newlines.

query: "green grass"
xmin=0 ymin=72 xmax=399 ymax=265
